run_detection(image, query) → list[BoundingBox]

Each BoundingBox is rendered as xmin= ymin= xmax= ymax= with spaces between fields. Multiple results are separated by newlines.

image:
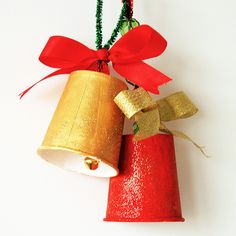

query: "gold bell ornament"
xmin=20 ymin=20 xmax=173 ymax=177
xmin=37 ymin=70 xmax=127 ymax=177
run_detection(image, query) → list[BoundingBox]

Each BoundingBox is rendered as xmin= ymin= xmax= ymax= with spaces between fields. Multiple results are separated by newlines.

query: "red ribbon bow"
xmin=19 ymin=25 xmax=171 ymax=98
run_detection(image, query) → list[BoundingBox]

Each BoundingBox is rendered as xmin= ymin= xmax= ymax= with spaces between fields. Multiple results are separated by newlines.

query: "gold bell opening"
xmin=37 ymin=70 xmax=127 ymax=177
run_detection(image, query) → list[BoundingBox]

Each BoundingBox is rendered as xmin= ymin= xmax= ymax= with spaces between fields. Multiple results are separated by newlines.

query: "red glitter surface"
xmin=104 ymin=134 xmax=185 ymax=222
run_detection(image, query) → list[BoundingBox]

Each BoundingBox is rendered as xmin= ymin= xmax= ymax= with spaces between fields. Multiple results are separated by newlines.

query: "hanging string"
xmin=95 ymin=0 xmax=103 ymax=49
xmin=95 ymin=0 xmax=128 ymax=50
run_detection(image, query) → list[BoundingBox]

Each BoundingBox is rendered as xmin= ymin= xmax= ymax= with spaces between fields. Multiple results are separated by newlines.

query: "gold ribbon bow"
xmin=114 ymin=88 xmax=207 ymax=157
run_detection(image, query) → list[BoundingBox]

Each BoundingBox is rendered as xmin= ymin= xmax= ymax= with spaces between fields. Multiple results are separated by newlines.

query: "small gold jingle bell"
xmin=84 ymin=157 xmax=100 ymax=170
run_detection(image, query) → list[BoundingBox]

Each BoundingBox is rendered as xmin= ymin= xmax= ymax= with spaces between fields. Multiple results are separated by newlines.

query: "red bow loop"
xmin=39 ymin=36 xmax=97 ymax=68
xmin=110 ymin=25 xmax=167 ymax=64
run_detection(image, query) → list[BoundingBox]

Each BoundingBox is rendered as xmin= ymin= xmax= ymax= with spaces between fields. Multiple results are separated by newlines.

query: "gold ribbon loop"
xmin=114 ymin=88 xmax=155 ymax=119
xmin=157 ymin=92 xmax=198 ymax=121
xmin=114 ymin=88 xmax=207 ymax=157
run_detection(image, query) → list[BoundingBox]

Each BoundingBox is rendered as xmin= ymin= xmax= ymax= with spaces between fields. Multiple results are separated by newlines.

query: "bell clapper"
xmin=84 ymin=157 xmax=100 ymax=170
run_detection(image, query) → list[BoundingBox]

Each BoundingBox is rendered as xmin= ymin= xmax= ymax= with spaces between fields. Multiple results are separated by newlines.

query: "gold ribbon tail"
xmin=160 ymin=123 xmax=209 ymax=158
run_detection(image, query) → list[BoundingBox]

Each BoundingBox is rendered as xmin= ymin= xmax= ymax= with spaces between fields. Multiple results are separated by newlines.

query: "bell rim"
xmin=103 ymin=217 xmax=185 ymax=222
xmin=37 ymin=145 xmax=119 ymax=177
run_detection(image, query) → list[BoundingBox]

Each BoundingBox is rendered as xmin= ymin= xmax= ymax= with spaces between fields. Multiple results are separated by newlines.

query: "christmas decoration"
xmin=20 ymin=1 xmax=172 ymax=177
xmin=20 ymin=0 xmax=207 ymax=221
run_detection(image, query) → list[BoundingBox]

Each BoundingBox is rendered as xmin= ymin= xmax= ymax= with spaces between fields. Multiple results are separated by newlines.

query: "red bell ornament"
xmin=104 ymin=133 xmax=185 ymax=222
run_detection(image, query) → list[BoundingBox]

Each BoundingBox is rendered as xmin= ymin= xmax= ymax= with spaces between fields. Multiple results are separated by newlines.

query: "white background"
xmin=0 ymin=0 xmax=235 ymax=235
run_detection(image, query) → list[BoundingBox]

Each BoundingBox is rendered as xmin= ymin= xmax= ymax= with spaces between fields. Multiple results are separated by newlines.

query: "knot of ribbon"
xmin=114 ymin=88 xmax=208 ymax=157
xmin=19 ymin=25 xmax=171 ymax=98
xmin=96 ymin=48 xmax=110 ymax=62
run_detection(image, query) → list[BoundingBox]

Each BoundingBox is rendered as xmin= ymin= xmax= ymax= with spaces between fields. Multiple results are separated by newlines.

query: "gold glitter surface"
xmin=134 ymin=109 xmax=160 ymax=140
xmin=157 ymin=92 xmax=198 ymax=121
xmin=114 ymin=88 xmax=155 ymax=119
xmin=38 ymin=70 xmax=127 ymax=173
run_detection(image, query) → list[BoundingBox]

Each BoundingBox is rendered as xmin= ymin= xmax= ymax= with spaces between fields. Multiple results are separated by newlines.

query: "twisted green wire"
xmin=95 ymin=0 xmax=128 ymax=50
xmin=95 ymin=0 xmax=103 ymax=49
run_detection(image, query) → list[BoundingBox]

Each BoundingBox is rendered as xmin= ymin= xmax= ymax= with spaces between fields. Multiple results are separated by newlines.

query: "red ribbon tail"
xmin=113 ymin=62 xmax=172 ymax=94
xmin=19 ymin=68 xmax=71 ymax=99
